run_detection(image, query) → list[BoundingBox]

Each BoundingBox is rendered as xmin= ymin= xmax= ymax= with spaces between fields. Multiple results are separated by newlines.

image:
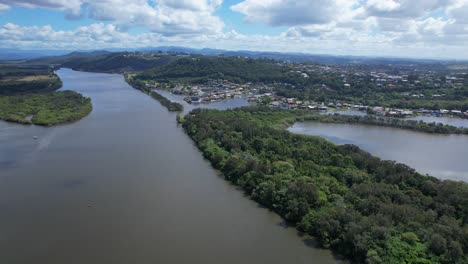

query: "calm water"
xmin=289 ymin=123 xmax=468 ymax=182
xmin=155 ymin=89 xmax=250 ymax=114
xmin=0 ymin=69 xmax=340 ymax=264
xmin=406 ymin=115 xmax=468 ymax=128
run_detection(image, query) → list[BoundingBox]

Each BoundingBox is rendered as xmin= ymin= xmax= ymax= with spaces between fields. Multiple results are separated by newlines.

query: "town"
xmin=143 ymin=59 xmax=468 ymax=119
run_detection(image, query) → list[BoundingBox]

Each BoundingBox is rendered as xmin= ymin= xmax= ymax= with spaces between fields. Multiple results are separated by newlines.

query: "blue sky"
xmin=0 ymin=0 xmax=467 ymax=59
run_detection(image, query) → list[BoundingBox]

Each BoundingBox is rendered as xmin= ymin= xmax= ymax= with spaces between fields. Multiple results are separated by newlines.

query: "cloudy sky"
xmin=0 ymin=0 xmax=467 ymax=59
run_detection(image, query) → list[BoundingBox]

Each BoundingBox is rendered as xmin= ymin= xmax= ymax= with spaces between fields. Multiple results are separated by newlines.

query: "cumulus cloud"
xmin=231 ymin=0 xmax=358 ymax=27
xmin=0 ymin=3 xmax=10 ymax=12
xmin=0 ymin=0 xmax=468 ymax=59
xmin=0 ymin=0 xmax=82 ymax=16
xmin=0 ymin=0 xmax=224 ymax=35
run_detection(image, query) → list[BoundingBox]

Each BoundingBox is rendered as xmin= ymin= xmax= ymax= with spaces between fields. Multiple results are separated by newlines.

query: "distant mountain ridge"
xmin=3 ymin=46 xmax=468 ymax=65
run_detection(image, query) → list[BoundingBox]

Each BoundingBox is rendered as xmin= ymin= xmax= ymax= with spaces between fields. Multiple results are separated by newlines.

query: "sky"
xmin=0 ymin=0 xmax=467 ymax=59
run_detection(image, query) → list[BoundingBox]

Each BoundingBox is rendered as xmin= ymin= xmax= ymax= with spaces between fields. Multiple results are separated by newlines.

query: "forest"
xmin=60 ymin=52 xmax=180 ymax=73
xmin=0 ymin=65 xmax=92 ymax=125
xmin=301 ymin=114 xmax=468 ymax=135
xmin=125 ymin=73 xmax=183 ymax=111
xmin=150 ymin=91 xmax=184 ymax=112
xmin=0 ymin=65 xmax=62 ymax=95
xmin=182 ymin=106 xmax=468 ymax=264
xmin=0 ymin=90 xmax=92 ymax=125
xmin=135 ymin=56 xmax=298 ymax=84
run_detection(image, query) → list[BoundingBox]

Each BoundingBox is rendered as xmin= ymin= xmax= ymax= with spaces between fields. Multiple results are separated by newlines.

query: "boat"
xmin=33 ymin=136 xmax=38 ymax=140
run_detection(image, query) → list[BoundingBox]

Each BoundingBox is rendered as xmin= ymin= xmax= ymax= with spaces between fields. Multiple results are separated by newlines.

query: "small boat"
xmin=33 ymin=136 xmax=38 ymax=140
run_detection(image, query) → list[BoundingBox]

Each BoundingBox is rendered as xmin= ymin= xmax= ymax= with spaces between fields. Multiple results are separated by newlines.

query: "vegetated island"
xmin=0 ymin=64 xmax=92 ymax=126
xmin=181 ymin=106 xmax=468 ymax=264
xmin=301 ymin=114 xmax=468 ymax=135
xmin=125 ymin=74 xmax=183 ymax=112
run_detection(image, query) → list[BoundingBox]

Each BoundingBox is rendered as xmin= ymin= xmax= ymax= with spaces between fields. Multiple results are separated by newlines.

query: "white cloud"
xmin=0 ymin=3 xmax=10 ymax=12
xmin=366 ymin=0 xmax=401 ymax=12
xmin=231 ymin=0 xmax=358 ymax=27
xmin=364 ymin=0 xmax=454 ymax=18
xmin=0 ymin=0 xmax=82 ymax=16
xmin=0 ymin=0 xmax=224 ymax=35
xmin=0 ymin=0 xmax=468 ymax=59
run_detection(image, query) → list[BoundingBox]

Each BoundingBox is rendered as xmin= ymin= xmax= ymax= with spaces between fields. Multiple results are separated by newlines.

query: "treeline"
xmin=125 ymin=74 xmax=183 ymax=112
xmin=0 ymin=66 xmax=62 ymax=95
xmin=0 ymin=76 xmax=62 ymax=95
xmin=0 ymin=65 xmax=92 ymax=125
xmin=0 ymin=90 xmax=92 ymax=126
xmin=61 ymin=53 xmax=179 ymax=73
xmin=150 ymin=91 xmax=183 ymax=112
xmin=182 ymin=106 xmax=468 ymax=264
xmin=136 ymin=56 xmax=297 ymax=84
xmin=302 ymin=114 xmax=468 ymax=135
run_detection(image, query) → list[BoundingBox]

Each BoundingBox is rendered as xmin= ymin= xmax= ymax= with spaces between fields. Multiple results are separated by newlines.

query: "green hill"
xmin=136 ymin=56 xmax=297 ymax=84
xmin=29 ymin=52 xmax=181 ymax=73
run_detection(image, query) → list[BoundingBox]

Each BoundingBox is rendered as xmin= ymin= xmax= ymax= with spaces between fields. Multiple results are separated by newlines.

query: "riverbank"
xmin=125 ymin=74 xmax=184 ymax=112
xmin=150 ymin=91 xmax=183 ymax=112
xmin=181 ymin=107 xmax=468 ymax=264
xmin=302 ymin=113 xmax=468 ymax=135
xmin=212 ymin=106 xmax=468 ymax=135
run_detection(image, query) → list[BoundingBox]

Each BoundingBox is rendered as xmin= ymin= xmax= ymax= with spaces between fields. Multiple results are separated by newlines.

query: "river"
xmin=406 ymin=115 xmax=468 ymax=128
xmin=154 ymin=89 xmax=250 ymax=114
xmin=289 ymin=122 xmax=468 ymax=182
xmin=0 ymin=69 xmax=341 ymax=264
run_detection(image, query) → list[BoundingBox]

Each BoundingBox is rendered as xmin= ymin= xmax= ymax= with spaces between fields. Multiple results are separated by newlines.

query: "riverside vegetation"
xmin=0 ymin=64 xmax=92 ymax=125
xmin=181 ymin=106 xmax=468 ymax=264
xmin=125 ymin=74 xmax=183 ymax=112
xmin=304 ymin=114 xmax=468 ymax=135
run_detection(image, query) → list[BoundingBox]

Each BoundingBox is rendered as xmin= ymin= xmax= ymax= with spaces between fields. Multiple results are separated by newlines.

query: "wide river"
xmin=0 ymin=69 xmax=341 ymax=264
xmin=289 ymin=122 xmax=468 ymax=182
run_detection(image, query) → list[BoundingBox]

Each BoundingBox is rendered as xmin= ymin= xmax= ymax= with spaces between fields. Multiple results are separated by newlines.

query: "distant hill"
xmin=136 ymin=56 xmax=297 ymax=84
xmin=0 ymin=49 xmax=72 ymax=60
xmin=143 ymin=46 xmax=468 ymax=65
xmin=29 ymin=52 xmax=181 ymax=73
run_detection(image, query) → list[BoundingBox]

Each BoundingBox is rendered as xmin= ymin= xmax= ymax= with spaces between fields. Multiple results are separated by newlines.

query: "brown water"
xmin=0 ymin=69 xmax=341 ymax=264
xmin=289 ymin=122 xmax=468 ymax=182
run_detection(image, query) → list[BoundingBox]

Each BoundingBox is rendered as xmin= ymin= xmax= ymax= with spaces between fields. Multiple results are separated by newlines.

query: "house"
xmin=318 ymin=106 xmax=328 ymax=111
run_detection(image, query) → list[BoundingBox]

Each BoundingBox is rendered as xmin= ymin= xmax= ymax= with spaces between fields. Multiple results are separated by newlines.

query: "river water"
xmin=155 ymin=89 xmax=250 ymax=114
xmin=0 ymin=69 xmax=341 ymax=264
xmin=289 ymin=122 xmax=468 ymax=182
xmin=406 ymin=115 xmax=468 ymax=128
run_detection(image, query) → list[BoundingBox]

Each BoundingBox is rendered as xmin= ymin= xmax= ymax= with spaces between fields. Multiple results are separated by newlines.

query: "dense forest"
xmin=150 ymin=91 xmax=183 ymax=112
xmin=28 ymin=51 xmax=181 ymax=73
xmin=182 ymin=106 xmax=468 ymax=264
xmin=135 ymin=56 xmax=298 ymax=84
xmin=301 ymin=114 xmax=468 ymax=135
xmin=0 ymin=65 xmax=62 ymax=95
xmin=0 ymin=90 xmax=92 ymax=125
xmin=61 ymin=53 xmax=180 ymax=73
xmin=125 ymin=74 xmax=183 ymax=111
xmin=0 ymin=65 xmax=92 ymax=125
